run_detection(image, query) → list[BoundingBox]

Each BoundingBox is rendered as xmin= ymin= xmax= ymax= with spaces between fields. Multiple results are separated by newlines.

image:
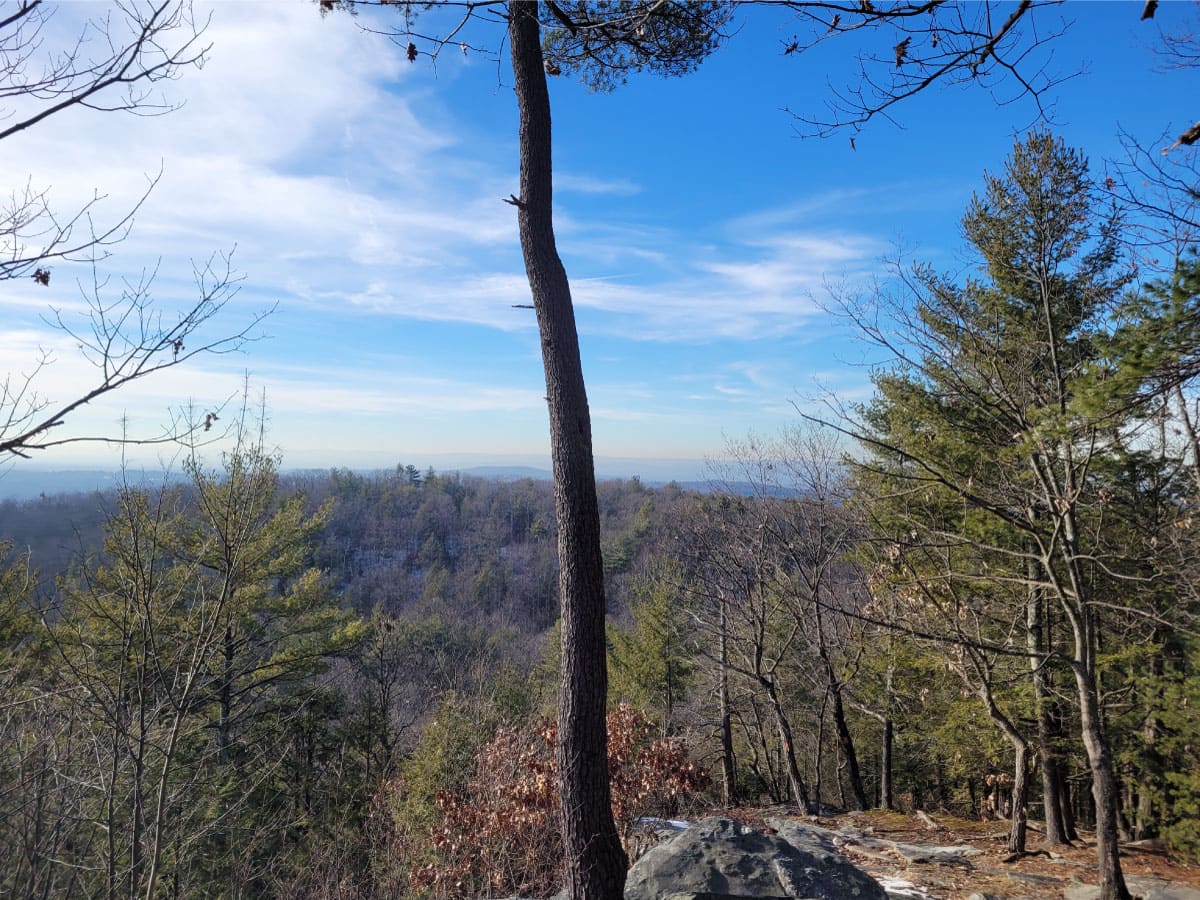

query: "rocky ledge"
xmin=509 ymin=816 xmax=888 ymax=900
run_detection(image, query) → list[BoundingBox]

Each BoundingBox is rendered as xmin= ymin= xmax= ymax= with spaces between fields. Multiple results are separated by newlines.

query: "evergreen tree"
xmin=52 ymin=485 xmax=207 ymax=898
xmin=181 ymin=433 xmax=365 ymax=890
xmin=834 ymin=131 xmax=1200 ymax=899
xmin=608 ymin=558 xmax=695 ymax=734
xmin=30 ymin=427 xmax=364 ymax=897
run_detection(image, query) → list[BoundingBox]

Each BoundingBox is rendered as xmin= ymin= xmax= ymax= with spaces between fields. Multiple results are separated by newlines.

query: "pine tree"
xmin=837 ymin=132 xmax=1200 ymax=899
xmin=608 ymin=558 xmax=695 ymax=734
xmin=37 ymin=426 xmax=364 ymax=897
xmin=181 ymin=434 xmax=364 ymax=890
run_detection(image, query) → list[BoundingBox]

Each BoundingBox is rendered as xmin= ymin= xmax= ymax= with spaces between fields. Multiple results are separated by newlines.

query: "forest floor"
xmin=718 ymin=807 xmax=1200 ymax=899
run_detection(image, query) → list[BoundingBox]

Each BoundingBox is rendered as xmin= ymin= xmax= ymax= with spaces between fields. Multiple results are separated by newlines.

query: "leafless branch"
xmin=324 ymin=1 xmax=504 ymax=66
xmin=0 ymin=3 xmax=273 ymax=463
xmin=1 ymin=171 xmax=158 ymax=283
xmin=1 ymin=249 xmax=273 ymax=459
xmin=1104 ymin=127 xmax=1200 ymax=264
xmin=0 ymin=0 xmax=211 ymax=142
xmin=1152 ymin=0 xmax=1200 ymax=71
xmin=779 ymin=0 xmax=1070 ymax=137
xmin=1 ymin=2 xmax=211 ymax=284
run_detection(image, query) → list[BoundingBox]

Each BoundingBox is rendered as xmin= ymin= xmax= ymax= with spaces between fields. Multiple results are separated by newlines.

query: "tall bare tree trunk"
xmin=508 ymin=7 xmax=626 ymax=899
xmin=824 ymin=659 xmax=868 ymax=810
xmin=814 ymin=689 xmax=828 ymax=811
xmin=880 ymin=663 xmax=895 ymax=810
xmin=763 ymin=680 xmax=811 ymax=811
xmin=1131 ymin=637 xmax=1165 ymax=841
xmin=1009 ymin=740 xmax=1030 ymax=855
xmin=1052 ymin=499 xmax=1130 ymax=900
xmin=1058 ymin=755 xmax=1078 ymax=841
xmin=719 ymin=593 xmax=737 ymax=806
xmin=1073 ymin=659 xmax=1131 ymax=900
xmin=978 ymin=687 xmax=1029 ymax=855
xmin=1027 ymin=557 xmax=1069 ymax=845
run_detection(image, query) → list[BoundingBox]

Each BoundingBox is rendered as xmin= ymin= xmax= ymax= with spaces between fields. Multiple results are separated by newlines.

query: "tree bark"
xmin=1026 ymin=561 xmax=1069 ymax=845
xmin=881 ymin=664 xmax=895 ymax=811
xmin=1058 ymin=755 xmax=1078 ymax=841
xmin=508 ymin=6 xmax=626 ymax=899
xmin=1073 ymin=659 xmax=1132 ymax=900
xmin=1131 ymin=628 xmax=1165 ymax=841
xmin=979 ymin=688 xmax=1029 ymax=854
xmin=764 ymin=679 xmax=811 ymax=811
xmin=827 ymin=665 xmax=868 ymax=810
xmin=814 ymin=688 xmax=828 ymax=811
xmin=719 ymin=593 xmax=737 ymax=806
xmin=1050 ymin=492 xmax=1130 ymax=900
xmin=880 ymin=716 xmax=894 ymax=810
xmin=813 ymin=601 xmax=867 ymax=811
xmin=1036 ymin=708 xmax=1071 ymax=842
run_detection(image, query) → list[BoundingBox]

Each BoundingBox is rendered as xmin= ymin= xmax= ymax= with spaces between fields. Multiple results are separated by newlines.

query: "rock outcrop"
xmin=1064 ymin=877 xmax=1200 ymax=900
xmin=519 ymin=816 xmax=890 ymax=900
xmin=622 ymin=816 xmax=887 ymax=900
xmin=765 ymin=817 xmax=982 ymax=868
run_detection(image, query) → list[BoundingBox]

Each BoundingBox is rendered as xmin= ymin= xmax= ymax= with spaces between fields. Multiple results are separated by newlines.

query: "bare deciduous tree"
xmin=1 ymin=2 xmax=273 ymax=462
xmin=2 ymin=0 xmax=210 ymax=279
xmin=2 ymin=252 xmax=269 ymax=460
xmin=779 ymin=1 xmax=1067 ymax=137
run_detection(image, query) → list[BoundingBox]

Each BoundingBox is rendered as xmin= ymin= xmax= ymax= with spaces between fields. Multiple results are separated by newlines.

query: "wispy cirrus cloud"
xmin=555 ymin=173 xmax=642 ymax=196
xmin=268 ymin=211 xmax=884 ymax=339
xmin=4 ymin=0 xmax=895 ymax=346
xmin=561 ymin=226 xmax=883 ymax=341
xmin=0 ymin=1 xmax=907 ymax=469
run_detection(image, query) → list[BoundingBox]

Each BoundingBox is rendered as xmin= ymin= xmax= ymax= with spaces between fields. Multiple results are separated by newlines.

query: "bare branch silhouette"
xmin=779 ymin=1 xmax=1071 ymax=137
xmin=1 ymin=249 xmax=272 ymax=459
xmin=0 ymin=0 xmax=211 ymax=141
xmin=1 ymin=2 xmax=275 ymax=463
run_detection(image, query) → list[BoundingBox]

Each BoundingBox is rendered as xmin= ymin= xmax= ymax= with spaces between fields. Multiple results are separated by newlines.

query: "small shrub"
xmin=393 ymin=703 xmax=709 ymax=899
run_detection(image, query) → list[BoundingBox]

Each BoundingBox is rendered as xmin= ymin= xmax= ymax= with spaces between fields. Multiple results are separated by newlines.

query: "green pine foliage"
xmin=5 ymin=225 xmax=1200 ymax=898
xmin=0 ymin=433 xmax=367 ymax=897
xmin=541 ymin=1 xmax=734 ymax=91
xmin=608 ymin=558 xmax=696 ymax=732
xmin=844 ymin=131 xmax=1200 ymax=862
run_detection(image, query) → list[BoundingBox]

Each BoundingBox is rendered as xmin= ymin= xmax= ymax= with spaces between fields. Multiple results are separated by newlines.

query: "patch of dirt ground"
xmin=722 ymin=808 xmax=1200 ymax=899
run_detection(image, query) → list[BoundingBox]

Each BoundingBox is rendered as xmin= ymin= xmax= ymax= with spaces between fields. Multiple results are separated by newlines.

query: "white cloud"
xmin=563 ymin=226 xmax=878 ymax=342
xmin=0 ymin=2 xmax=909 ymax=468
xmin=262 ymin=380 xmax=538 ymax=417
xmin=555 ymin=173 xmax=641 ymax=196
xmin=1 ymin=2 xmax=891 ymax=350
xmin=0 ymin=1 xmax=510 ymax=302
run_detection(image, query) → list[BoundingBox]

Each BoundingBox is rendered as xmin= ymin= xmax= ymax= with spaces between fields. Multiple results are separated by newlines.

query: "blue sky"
xmin=1 ymin=1 xmax=1196 ymax=480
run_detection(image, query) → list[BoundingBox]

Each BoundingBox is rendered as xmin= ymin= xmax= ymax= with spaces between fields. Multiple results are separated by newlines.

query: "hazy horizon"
xmin=0 ymin=453 xmax=724 ymax=501
xmin=3 ymin=3 xmax=1189 ymax=479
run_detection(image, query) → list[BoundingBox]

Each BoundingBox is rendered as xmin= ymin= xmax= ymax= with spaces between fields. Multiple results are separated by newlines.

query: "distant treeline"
xmin=0 ymin=430 xmax=1197 ymax=898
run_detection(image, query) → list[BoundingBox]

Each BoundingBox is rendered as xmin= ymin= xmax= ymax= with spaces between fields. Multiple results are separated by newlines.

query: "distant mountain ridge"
xmin=0 ymin=469 xmax=183 ymax=501
xmin=0 ymin=464 xmax=798 ymax=501
xmin=457 ymin=465 xmax=552 ymax=481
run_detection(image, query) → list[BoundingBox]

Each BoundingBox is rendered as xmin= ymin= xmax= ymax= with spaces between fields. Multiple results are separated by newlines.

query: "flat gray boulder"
xmin=623 ymin=816 xmax=887 ymax=900
xmin=1065 ymin=877 xmax=1200 ymax=900
xmin=766 ymin=817 xmax=981 ymax=867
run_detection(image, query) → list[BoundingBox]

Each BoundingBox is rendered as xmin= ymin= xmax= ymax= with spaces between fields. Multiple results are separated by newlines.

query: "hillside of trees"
xmin=2 ymin=133 xmax=1199 ymax=898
